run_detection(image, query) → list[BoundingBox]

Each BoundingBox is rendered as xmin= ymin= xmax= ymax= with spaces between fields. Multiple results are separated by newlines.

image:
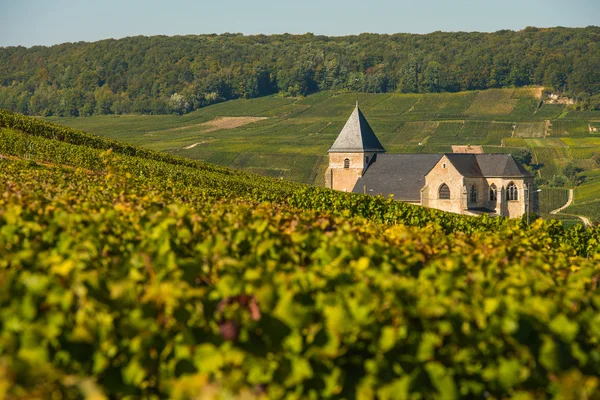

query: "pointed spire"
xmin=328 ymin=103 xmax=386 ymax=153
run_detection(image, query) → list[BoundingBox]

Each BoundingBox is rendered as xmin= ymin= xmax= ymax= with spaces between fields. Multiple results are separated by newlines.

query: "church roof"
xmin=328 ymin=104 xmax=386 ymax=153
xmin=352 ymin=153 xmax=532 ymax=201
xmin=443 ymin=154 xmax=483 ymax=177
xmin=474 ymin=154 xmax=533 ymax=177
xmin=445 ymin=154 xmax=533 ymax=178
xmin=352 ymin=154 xmax=442 ymax=201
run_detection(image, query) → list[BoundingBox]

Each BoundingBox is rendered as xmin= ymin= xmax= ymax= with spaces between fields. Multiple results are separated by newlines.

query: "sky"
xmin=0 ymin=0 xmax=598 ymax=47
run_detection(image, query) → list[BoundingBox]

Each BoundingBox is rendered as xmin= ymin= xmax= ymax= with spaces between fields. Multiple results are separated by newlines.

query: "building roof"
xmin=352 ymin=154 xmax=442 ymax=201
xmin=328 ymin=104 xmax=386 ymax=153
xmin=444 ymin=154 xmax=483 ymax=177
xmin=474 ymin=154 xmax=533 ymax=177
xmin=352 ymin=153 xmax=532 ymax=201
xmin=444 ymin=154 xmax=532 ymax=178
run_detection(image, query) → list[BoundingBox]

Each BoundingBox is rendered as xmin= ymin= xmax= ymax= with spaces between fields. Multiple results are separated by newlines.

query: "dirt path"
xmin=149 ymin=116 xmax=268 ymax=134
xmin=578 ymin=215 xmax=592 ymax=227
xmin=550 ymin=188 xmax=592 ymax=227
xmin=550 ymin=189 xmax=573 ymax=214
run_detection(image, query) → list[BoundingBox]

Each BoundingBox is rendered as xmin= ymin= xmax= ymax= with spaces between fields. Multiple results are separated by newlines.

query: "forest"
xmin=0 ymin=27 xmax=599 ymax=116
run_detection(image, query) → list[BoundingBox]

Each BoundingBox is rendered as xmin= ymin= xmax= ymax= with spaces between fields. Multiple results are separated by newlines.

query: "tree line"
xmin=0 ymin=27 xmax=599 ymax=116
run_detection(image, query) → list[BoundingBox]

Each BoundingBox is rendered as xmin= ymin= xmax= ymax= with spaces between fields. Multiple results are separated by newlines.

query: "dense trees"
xmin=1 ymin=27 xmax=599 ymax=116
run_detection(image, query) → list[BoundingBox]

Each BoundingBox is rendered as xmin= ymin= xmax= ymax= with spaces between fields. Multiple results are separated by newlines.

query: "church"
xmin=325 ymin=103 xmax=536 ymax=218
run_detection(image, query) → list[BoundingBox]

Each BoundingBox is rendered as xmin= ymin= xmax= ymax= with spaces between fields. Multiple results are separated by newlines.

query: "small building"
xmin=325 ymin=103 xmax=535 ymax=218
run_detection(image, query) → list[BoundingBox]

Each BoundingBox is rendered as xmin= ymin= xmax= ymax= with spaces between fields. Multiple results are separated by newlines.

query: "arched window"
xmin=439 ymin=184 xmax=450 ymax=199
xmin=470 ymin=185 xmax=478 ymax=203
xmin=365 ymin=156 xmax=370 ymax=164
xmin=507 ymin=182 xmax=518 ymax=201
xmin=489 ymin=184 xmax=497 ymax=202
xmin=344 ymin=158 xmax=350 ymax=169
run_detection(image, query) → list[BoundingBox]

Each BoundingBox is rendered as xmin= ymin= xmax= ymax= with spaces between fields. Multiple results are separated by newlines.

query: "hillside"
xmin=2 ymin=27 xmax=600 ymax=117
xmin=2 ymin=110 xmax=600 ymax=398
xmin=47 ymin=88 xmax=600 ymax=223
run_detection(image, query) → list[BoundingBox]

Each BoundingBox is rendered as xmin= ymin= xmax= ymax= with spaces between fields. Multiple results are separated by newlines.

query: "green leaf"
xmin=540 ymin=336 xmax=559 ymax=372
xmin=425 ymin=362 xmax=457 ymax=400
xmin=549 ymin=314 xmax=579 ymax=343
xmin=497 ymin=358 xmax=522 ymax=390
xmin=122 ymin=358 xmax=146 ymax=386
xmin=285 ymin=356 xmax=313 ymax=386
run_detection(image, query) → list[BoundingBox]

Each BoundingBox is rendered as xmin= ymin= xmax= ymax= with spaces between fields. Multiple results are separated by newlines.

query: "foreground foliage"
xmin=2 ymin=112 xmax=600 ymax=398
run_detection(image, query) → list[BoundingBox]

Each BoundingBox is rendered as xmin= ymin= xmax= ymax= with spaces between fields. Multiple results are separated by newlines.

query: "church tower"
xmin=325 ymin=102 xmax=386 ymax=191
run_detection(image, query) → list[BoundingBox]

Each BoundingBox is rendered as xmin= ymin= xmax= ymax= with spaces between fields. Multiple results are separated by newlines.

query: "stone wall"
xmin=326 ymin=152 xmax=535 ymax=219
xmin=422 ymin=156 xmax=466 ymax=214
xmin=422 ymin=156 xmax=535 ymax=218
xmin=326 ymin=152 xmax=377 ymax=191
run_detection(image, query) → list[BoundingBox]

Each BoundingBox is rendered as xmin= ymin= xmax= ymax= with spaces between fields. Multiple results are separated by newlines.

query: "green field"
xmin=45 ymin=88 xmax=600 ymax=221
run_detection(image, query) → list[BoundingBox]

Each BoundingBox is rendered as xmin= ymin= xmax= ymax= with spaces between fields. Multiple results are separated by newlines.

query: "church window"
xmin=442 ymin=163 xmax=446 ymax=169
xmin=507 ymin=182 xmax=518 ymax=201
xmin=470 ymin=185 xmax=478 ymax=203
xmin=344 ymin=158 xmax=350 ymax=168
xmin=365 ymin=156 xmax=369 ymax=164
xmin=489 ymin=184 xmax=498 ymax=201
xmin=439 ymin=184 xmax=450 ymax=199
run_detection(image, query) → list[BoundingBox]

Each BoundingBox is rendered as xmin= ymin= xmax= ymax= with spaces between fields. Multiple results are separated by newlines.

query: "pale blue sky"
xmin=1 ymin=0 xmax=598 ymax=47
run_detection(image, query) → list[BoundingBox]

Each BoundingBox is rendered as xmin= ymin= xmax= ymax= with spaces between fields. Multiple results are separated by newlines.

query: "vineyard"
xmin=44 ymin=89 xmax=600 ymax=224
xmin=2 ymin=110 xmax=600 ymax=399
xmin=538 ymin=188 xmax=570 ymax=215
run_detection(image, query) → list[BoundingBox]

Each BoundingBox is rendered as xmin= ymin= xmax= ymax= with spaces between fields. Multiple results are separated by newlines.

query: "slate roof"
xmin=444 ymin=154 xmax=483 ymax=177
xmin=474 ymin=154 xmax=533 ymax=177
xmin=445 ymin=154 xmax=532 ymax=178
xmin=352 ymin=154 xmax=442 ymax=201
xmin=328 ymin=104 xmax=386 ymax=153
xmin=353 ymin=153 xmax=532 ymax=201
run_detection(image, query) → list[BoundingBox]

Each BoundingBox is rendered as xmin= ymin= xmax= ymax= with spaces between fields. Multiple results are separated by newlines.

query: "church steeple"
xmin=328 ymin=103 xmax=386 ymax=153
xmin=325 ymin=103 xmax=386 ymax=191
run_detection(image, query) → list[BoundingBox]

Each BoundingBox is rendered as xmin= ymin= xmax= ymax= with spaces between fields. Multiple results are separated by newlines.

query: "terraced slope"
xmin=47 ymin=89 xmax=600 ymax=186
xmin=45 ymin=89 xmax=600 ymax=223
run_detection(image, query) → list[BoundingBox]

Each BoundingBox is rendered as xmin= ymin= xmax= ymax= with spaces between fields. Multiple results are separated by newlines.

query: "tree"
xmin=94 ymin=87 xmax=116 ymax=115
xmin=168 ymin=93 xmax=189 ymax=115
xmin=398 ymin=60 xmax=419 ymax=93
xmin=563 ymin=162 xmax=584 ymax=186
xmin=421 ymin=62 xmax=442 ymax=93
xmin=1 ymin=28 xmax=599 ymax=115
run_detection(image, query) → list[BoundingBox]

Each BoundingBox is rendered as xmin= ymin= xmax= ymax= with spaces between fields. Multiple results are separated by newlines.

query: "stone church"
xmin=325 ymin=103 xmax=536 ymax=218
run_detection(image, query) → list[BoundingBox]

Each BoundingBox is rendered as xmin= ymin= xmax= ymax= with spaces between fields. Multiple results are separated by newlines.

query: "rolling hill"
xmin=46 ymin=88 xmax=600 ymax=223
